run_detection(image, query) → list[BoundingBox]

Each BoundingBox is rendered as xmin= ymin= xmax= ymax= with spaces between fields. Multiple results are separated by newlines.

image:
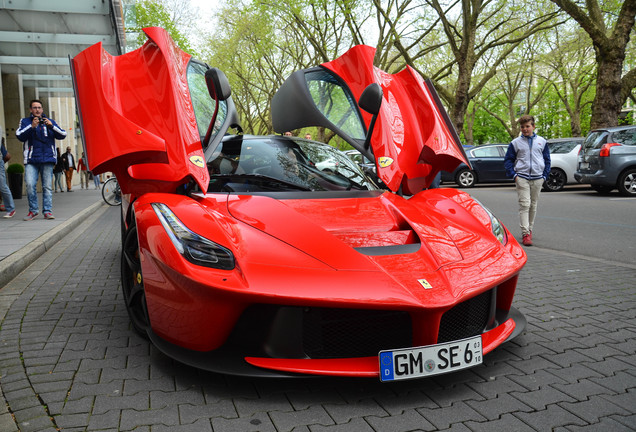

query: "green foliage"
xmin=125 ymin=0 xmax=193 ymax=53
xmin=7 ymin=163 xmax=24 ymax=174
xmin=468 ymin=100 xmax=512 ymax=145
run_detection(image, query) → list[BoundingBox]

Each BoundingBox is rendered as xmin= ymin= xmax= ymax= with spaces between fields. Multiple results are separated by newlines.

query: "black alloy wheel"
xmin=121 ymin=224 xmax=151 ymax=337
xmin=543 ymin=168 xmax=566 ymax=192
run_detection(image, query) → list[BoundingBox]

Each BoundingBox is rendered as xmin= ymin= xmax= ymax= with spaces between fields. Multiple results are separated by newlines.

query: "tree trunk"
xmin=590 ymin=48 xmax=625 ymax=129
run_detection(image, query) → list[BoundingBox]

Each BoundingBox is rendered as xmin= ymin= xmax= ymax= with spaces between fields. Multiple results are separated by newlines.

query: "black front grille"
xmin=303 ymin=308 xmax=412 ymax=358
xmin=437 ymin=290 xmax=492 ymax=343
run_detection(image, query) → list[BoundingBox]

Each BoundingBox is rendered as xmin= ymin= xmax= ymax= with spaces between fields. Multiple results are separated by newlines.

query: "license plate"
xmin=579 ymin=162 xmax=589 ymax=170
xmin=379 ymin=335 xmax=482 ymax=382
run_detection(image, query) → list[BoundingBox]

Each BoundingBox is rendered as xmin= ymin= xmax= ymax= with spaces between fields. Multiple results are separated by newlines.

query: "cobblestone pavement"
xmin=0 ymin=206 xmax=634 ymax=431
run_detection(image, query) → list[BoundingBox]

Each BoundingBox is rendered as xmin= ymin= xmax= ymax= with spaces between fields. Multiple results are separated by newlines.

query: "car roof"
xmin=547 ymin=137 xmax=584 ymax=142
xmin=590 ymin=125 xmax=636 ymax=133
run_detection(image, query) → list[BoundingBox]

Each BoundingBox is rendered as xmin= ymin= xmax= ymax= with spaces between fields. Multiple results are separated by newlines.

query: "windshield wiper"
xmin=210 ymin=173 xmax=312 ymax=191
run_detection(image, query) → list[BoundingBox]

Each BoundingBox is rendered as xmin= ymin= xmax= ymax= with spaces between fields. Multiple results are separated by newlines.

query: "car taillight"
xmin=599 ymin=143 xmax=620 ymax=157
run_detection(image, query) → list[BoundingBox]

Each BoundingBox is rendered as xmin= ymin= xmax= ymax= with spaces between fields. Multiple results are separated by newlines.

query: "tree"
xmin=550 ymin=0 xmax=636 ymax=128
xmin=123 ymin=0 xmax=194 ymax=53
xmin=539 ymin=26 xmax=595 ymax=136
xmin=410 ymin=0 xmax=562 ymax=133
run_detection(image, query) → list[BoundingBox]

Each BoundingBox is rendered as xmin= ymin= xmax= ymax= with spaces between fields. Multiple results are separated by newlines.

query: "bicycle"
xmin=102 ymin=176 xmax=122 ymax=206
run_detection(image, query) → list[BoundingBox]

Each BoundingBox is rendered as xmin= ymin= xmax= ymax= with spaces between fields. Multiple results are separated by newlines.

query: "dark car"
xmin=543 ymin=137 xmax=584 ymax=192
xmin=574 ymin=125 xmax=636 ymax=196
xmin=441 ymin=144 xmax=511 ymax=187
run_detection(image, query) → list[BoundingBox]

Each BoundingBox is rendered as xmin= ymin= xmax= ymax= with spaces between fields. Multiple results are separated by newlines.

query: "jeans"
xmin=515 ymin=176 xmax=543 ymax=235
xmin=80 ymin=170 xmax=90 ymax=188
xmin=65 ymin=168 xmax=74 ymax=190
xmin=93 ymin=172 xmax=101 ymax=188
xmin=54 ymin=171 xmax=64 ymax=191
xmin=0 ymin=162 xmax=15 ymax=213
xmin=25 ymin=163 xmax=54 ymax=214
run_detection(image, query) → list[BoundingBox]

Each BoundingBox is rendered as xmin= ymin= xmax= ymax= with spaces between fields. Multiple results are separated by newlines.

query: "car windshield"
xmin=583 ymin=131 xmax=608 ymax=151
xmin=206 ymin=136 xmax=378 ymax=193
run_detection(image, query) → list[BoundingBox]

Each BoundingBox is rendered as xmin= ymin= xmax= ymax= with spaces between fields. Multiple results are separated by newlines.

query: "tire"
xmin=543 ymin=168 xmax=566 ymax=192
xmin=121 ymin=224 xmax=150 ymax=337
xmin=102 ymin=177 xmax=122 ymax=206
xmin=455 ymin=168 xmax=476 ymax=188
xmin=617 ymin=168 xmax=636 ymax=197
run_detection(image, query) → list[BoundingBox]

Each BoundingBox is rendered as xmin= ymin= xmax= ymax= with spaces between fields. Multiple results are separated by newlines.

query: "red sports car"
xmin=71 ymin=27 xmax=526 ymax=381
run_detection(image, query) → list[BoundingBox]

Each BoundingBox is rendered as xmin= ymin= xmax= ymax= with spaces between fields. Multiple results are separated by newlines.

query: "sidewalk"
xmin=0 ymin=186 xmax=105 ymax=288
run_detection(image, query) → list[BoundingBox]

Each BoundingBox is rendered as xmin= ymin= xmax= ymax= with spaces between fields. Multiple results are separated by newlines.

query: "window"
xmin=471 ymin=146 xmax=501 ymax=158
xmin=304 ymin=70 xmax=365 ymax=140
xmin=187 ymin=61 xmax=228 ymax=145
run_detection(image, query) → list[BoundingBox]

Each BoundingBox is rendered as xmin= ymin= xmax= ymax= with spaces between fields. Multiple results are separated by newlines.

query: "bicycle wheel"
xmin=102 ymin=177 xmax=122 ymax=206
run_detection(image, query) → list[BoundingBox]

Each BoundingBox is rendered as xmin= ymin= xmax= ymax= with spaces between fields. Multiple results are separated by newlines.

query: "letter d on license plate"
xmin=379 ymin=335 xmax=483 ymax=382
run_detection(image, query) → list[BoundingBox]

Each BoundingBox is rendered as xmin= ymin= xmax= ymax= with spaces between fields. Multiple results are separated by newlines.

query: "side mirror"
xmin=205 ymin=67 xmax=232 ymax=101
xmin=359 ymin=83 xmax=382 ymax=153
xmin=358 ymin=83 xmax=382 ymax=115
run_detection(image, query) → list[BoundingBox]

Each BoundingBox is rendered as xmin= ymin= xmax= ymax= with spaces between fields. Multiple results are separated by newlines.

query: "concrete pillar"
xmin=2 ymin=73 xmax=25 ymax=165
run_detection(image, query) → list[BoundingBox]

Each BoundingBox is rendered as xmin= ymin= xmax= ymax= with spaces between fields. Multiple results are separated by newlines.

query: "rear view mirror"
xmin=359 ymin=83 xmax=383 ymax=153
xmin=205 ymin=68 xmax=231 ymax=101
xmin=358 ymin=83 xmax=382 ymax=115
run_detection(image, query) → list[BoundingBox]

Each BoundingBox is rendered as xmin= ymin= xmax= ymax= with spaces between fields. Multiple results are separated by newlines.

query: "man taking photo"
xmin=16 ymin=99 xmax=67 ymax=220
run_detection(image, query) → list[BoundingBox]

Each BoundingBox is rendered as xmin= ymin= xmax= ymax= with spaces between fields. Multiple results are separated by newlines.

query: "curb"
xmin=0 ymin=200 xmax=106 ymax=289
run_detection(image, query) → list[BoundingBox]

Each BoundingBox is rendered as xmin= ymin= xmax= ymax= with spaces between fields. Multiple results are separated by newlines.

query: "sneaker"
xmin=44 ymin=212 xmax=55 ymax=220
xmin=522 ymin=233 xmax=533 ymax=246
xmin=24 ymin=211 xmax=39 ymax=221
xmin=3 ymin=210 xmax=15 ymax=218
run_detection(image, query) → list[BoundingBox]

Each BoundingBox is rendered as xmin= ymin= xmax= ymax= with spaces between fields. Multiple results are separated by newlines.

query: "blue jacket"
xmin=504 ymin=133 xmax=550 ymax=180
xmin=16 ymin=115 xmax=67 ymax=164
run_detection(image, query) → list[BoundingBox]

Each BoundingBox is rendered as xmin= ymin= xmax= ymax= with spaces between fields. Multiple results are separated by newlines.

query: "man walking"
xmin=16 ymin=99 xmax=67 ymax=220
xmin=61 ymin=146 xmax=76 ymax=192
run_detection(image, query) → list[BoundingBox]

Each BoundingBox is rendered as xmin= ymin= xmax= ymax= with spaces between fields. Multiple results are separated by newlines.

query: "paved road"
xmin=0 ymin=203 xmax=634 ymax=431
xmin=455 ymin=184 xmax=636 ymax=266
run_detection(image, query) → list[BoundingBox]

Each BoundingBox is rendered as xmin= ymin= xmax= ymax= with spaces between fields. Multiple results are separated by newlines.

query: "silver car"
xmin=543 ymin=137 xmax=584 ymax=192
xmin=575 ymin=125 xmax=636 ymax=196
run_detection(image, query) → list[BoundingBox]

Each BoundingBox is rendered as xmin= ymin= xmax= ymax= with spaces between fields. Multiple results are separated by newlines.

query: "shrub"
xmin=7 ymin=163 xmax=25 ymax=174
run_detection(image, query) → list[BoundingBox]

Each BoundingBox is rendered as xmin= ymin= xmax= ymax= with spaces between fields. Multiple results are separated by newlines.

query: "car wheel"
xmin=543 ymin=168 xmax=566 ymax=192
xmin=591 ymin=184 xmax=613 ymax=194
xmin=455 ymin=169 xmax=476 ymax=187
xmin=617 ymin=169 xmax=636 ymax=197
xmin=121 ymin=223 xmax=151 ymax=337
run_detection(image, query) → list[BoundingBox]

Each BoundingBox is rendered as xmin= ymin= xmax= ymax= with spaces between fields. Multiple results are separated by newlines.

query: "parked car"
xmin=575 ymin=125 xmax=636 ymax=196
xmin=543 ymin=137 xmax=584 ymax=192
xmin=71 ymin=28 xmax=527 ymax=380
xmin=343 ymin=149 xmax=386 ymax=188
xmin=441 ymin=144 xmax=511 ymax=187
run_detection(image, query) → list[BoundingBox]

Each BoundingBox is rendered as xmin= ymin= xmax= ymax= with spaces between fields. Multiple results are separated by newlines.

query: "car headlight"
xmin=151 ymin=203 xmax=235 ymax=270
xmin=472 ymin=199 xmax=508 ymax=245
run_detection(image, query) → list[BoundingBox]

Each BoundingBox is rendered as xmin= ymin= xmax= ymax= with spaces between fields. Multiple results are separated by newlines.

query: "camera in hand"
xmin=39 ymin=117 xmax=46 ymax=124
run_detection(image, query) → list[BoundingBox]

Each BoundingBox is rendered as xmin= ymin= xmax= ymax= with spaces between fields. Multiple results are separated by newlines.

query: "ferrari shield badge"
xmin=189 ymin=155 xmax=205 ymax=167
xmin=418 ymin=279 xmax=433 ymax=289
xmin=378 ymin=157 xmax=394 ymax=168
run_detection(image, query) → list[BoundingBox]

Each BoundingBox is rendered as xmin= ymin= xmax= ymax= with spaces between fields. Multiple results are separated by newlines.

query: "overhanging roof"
xmin=0 ymin=0 xmax=125 ymax=96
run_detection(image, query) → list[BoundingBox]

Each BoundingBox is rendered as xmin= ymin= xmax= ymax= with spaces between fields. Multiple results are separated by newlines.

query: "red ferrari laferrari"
xmin=71 ymin=27 xmax=526 ymax=381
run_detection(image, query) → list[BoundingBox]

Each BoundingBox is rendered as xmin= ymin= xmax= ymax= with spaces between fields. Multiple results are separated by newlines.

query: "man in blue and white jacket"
xmin=16 ymin=99 xmax=67 ymax=220
xmin=504 ymin=114 xmax=550 ymax=247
